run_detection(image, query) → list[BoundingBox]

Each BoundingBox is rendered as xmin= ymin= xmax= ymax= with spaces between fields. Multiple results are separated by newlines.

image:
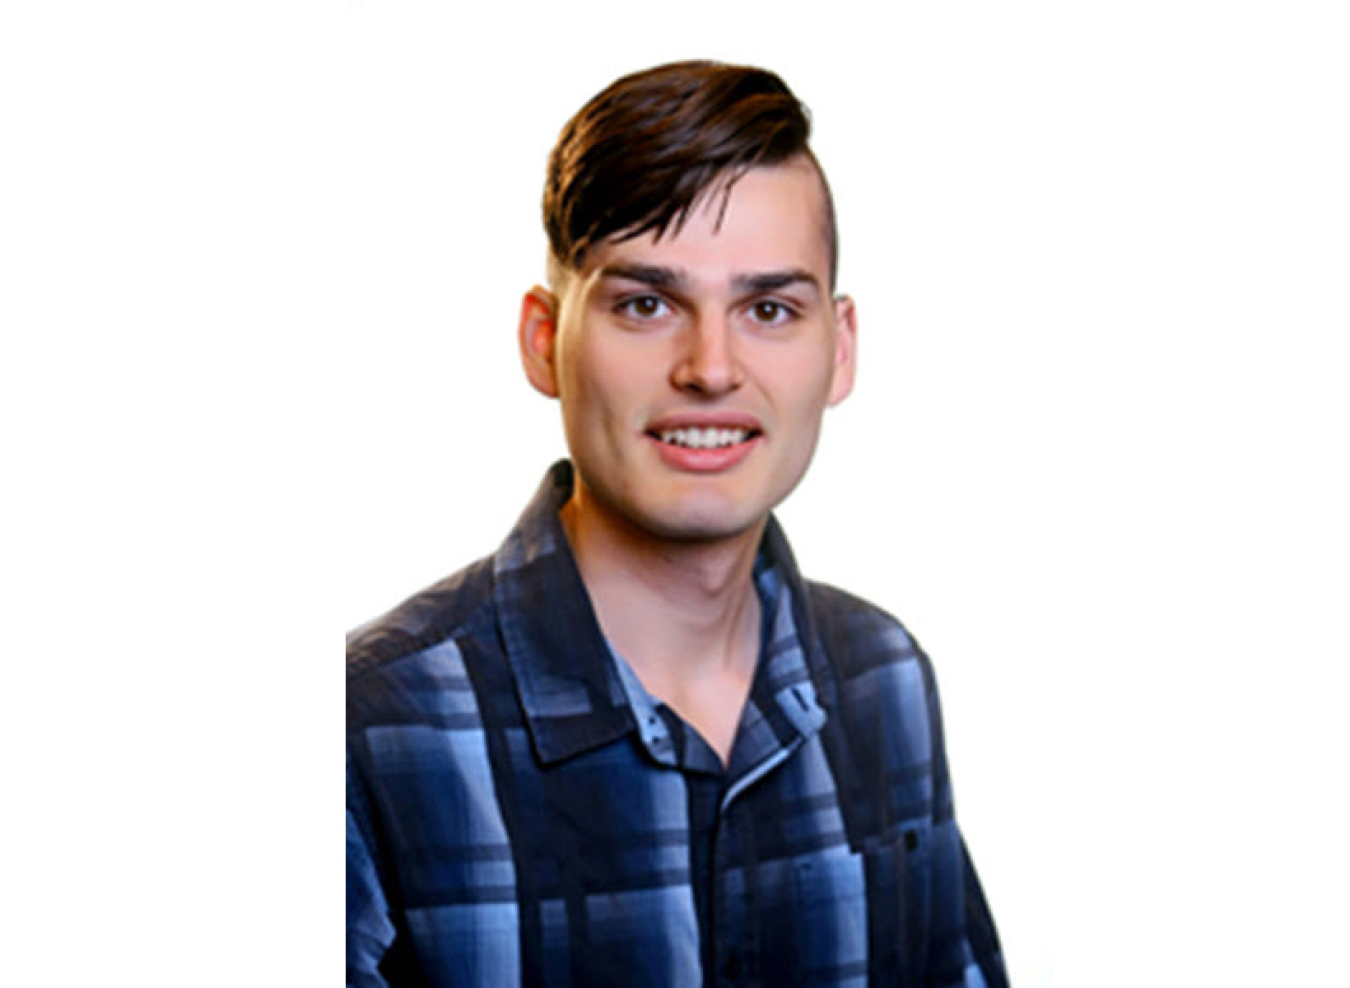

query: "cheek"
xmin=771 ymin=344 xmax=837 ymax=412
xmin=561 ymin=342 xmax=644 ymax=428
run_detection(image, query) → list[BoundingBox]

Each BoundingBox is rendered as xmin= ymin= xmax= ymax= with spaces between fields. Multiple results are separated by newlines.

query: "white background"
xmin=3 ymin=1 xmax=1347 ymax=984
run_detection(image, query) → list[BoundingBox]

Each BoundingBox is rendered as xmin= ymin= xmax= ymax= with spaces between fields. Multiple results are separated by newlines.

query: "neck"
xmin=558 ymin=480 xmax=765 ymax=755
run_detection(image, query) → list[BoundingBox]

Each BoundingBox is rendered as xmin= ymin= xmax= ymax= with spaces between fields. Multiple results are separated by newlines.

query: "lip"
xmin=647 ymin=432 xmax=761 ymax=473
xmin=645 ymin=410 xmax=763 ymax=433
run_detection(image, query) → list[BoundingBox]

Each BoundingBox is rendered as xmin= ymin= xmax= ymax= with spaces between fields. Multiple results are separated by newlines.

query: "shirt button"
xmin=722 ymin=951 xmax=741 ymax=981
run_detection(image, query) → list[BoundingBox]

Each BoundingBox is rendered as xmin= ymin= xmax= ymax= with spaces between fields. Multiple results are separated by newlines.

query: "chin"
xmin=634 ymin=496 xmax=768 ymax=544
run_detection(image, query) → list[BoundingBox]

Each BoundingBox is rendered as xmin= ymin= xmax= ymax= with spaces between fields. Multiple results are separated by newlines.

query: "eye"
xmin=616 ymin=294 xmax=671 ymax=320
xmin=748 ymin=300 xmax=795 ymax=325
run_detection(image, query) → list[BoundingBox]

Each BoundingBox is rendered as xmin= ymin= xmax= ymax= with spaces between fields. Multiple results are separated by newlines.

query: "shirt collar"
xmin=491 ymin=461 xmax=634 ymax=765
xmin=492 ymin=461 xmax=833 ymax=767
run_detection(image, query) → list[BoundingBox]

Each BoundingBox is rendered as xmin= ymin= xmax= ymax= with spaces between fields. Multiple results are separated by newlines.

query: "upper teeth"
xmin=660 ymin=427 xmax=749 ymax=449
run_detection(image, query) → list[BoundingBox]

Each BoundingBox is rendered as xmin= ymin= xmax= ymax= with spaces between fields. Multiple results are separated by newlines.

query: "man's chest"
xmin=365 ymin=720 xmax=936 ymax=987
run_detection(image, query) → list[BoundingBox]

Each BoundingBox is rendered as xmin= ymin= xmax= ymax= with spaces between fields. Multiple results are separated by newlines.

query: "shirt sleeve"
xmin=347 ymin=752 xmax=396 ymax=988
xmin=923 ymin=669 xmax=1009 ymax=988
xmin=956 ymin=832 xmax=1008 ymax=987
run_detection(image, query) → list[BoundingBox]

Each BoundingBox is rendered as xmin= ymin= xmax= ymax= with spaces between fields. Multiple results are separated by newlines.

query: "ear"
xmin=827 ymin=294 xmax=858 ymax=407
xmin=518 ymin=286 xmax=561 ymax=398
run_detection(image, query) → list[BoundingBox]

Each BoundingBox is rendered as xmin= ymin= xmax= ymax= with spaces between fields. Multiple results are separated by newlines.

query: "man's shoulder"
xmin=346 ymin=553 xmax=499 ymax=694
xmin=800 ymin=578 xmax=933 ymax=683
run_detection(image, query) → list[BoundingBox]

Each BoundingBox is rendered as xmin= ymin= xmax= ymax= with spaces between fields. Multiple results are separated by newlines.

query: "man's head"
xmin=543 ymin=60 xmax=838 ymax=292
xmin=520 ymin=61 xmax=856 ymax=546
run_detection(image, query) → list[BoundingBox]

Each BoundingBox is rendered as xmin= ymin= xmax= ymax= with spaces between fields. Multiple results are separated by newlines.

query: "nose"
xmin=670 ymin=315 xmax=744 ymax=396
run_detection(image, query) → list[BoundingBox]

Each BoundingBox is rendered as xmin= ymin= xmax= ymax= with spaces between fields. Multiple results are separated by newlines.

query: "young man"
xmin=347 ymin=61 xmax=1007 ymax=987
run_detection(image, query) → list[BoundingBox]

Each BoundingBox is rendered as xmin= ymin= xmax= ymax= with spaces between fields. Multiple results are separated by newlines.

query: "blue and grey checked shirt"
xmin=347 ymin=462 xmax=1007 ymax=987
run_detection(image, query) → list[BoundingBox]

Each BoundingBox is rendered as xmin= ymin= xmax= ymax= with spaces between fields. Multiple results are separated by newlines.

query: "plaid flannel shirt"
xmin=347 ymin=462 xmax=1007 ymax=987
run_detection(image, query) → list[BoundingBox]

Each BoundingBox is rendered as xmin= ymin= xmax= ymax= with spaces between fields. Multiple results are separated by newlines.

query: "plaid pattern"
xmin=348 ymin=462 xmax=1006 ymax=987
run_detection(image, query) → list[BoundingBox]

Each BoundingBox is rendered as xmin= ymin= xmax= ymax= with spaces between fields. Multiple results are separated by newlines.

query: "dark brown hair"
xmin=544 ymin=60 xmax=837 ymax=287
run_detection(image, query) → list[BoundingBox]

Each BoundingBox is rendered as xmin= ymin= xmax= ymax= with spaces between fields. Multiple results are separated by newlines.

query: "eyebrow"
xmin=597 ymin=264 xmax=821 ymax=297
xmin=731 ymin=269 xmax=820 ymax=296
xmin=597 ymin=263 xmax=686 ymax=291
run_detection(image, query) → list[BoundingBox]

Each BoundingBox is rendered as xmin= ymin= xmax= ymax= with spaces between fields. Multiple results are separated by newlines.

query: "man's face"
xmin=522 ymin=154 xmax=857 ymax=545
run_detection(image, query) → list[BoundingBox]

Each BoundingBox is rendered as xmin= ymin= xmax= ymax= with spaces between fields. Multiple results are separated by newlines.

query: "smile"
xmin=657 ymin=427 xmax=753 ymax=450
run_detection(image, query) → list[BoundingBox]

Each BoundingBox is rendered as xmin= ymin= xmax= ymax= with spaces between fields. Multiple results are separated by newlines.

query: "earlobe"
xmin=519 ymin=286 xmax=561 ymax=399
xmin=827 ymin=294 xmax=858 ymax=407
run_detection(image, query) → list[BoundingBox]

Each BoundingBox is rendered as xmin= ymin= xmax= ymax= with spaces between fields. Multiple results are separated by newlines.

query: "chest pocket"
xmin=823 ymin=711 xmax=937 ymax=979
xmin=744 ymin=824 xmax=931 ymax=985
xmin=857 ymin=821 xmax=932 ymax=982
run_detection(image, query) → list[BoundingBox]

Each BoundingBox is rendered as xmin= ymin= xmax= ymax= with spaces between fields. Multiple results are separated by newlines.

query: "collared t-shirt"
xmin=347 ymin=462 xmax=1007 ymax=987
